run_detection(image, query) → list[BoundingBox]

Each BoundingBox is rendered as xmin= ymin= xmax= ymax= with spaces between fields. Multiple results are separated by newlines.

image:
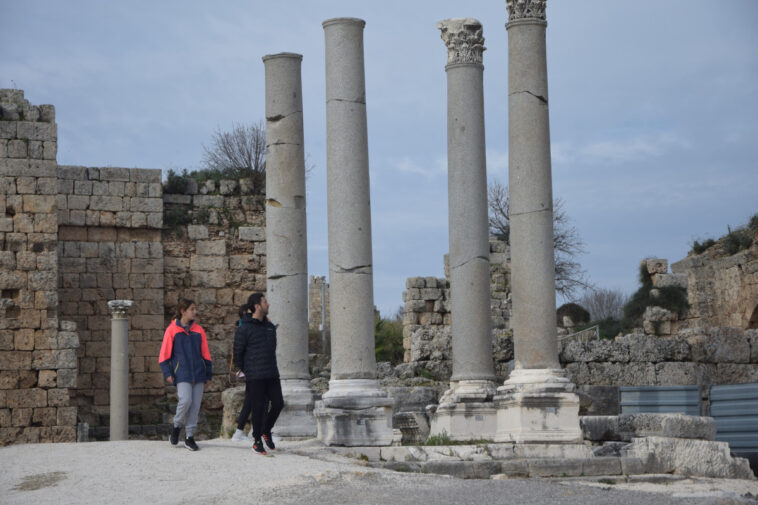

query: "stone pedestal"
xmin=430 ymin=18 xmax=497 ymax=440
xmin=495 ymin=0 xmax=582 ymax=446
xmin=314 ymin=17 xmax=392 ymax=446
xmin=263 ymin=52 xmax=317 ymax=438
xmin=108 ymin=299 xmax=132 ymax=441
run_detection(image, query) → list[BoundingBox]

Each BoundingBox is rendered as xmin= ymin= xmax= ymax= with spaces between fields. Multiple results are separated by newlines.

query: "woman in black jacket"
xmin=233 ymin=293 xmax=283 ymax=455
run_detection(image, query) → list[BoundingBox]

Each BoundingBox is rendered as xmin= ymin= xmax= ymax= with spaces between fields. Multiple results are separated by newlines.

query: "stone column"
xmin=429 ymin=18 xmax=497 ymax=441
xmin=108 ymin=300 xmax=132 ymax=441
xmin=494 ymin=0 xmax=585 ymax=450
xmin=313 ymin=17 xmax=393 ymax=446
xmin=263 ymin=52 xmax=317 ymax=438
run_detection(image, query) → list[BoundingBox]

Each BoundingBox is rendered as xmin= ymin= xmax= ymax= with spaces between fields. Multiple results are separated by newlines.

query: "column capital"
xmin=506 ymin=0 xmax=547 ymax=22
xmin=108 ymin=300 xmax=133 ymax=319
xmin=437 ymin=18 xmax=486 ymax=66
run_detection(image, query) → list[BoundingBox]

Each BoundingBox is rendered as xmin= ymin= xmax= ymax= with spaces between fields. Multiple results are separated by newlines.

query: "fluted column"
xmin=263 ymin=52 xmax=317 ymax=438
xmin=108 ymin=299 xmax=132 ymax=441
xmin=314 ymin=17 xmax=393 ymax=446
xmin=494 ymin=0 xmax=584 ymax=447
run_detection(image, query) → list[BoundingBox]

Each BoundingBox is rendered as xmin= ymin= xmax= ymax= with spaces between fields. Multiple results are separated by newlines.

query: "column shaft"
xmin=108 ymin=300 xmax=132 ymax=441
xmin=507 ymin=18 xmax=559 ymax=371
xmin=263 ymin=52 xmax=317 ymax=438
xmin=323 ymin=18 xmax=376 ymax=381
xmin=263 ymin=52 xmax=309 ymax=382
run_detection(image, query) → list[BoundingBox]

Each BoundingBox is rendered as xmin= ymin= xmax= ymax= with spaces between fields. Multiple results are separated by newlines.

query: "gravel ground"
xmin=1 ymin=439 xmax=757 ymax=505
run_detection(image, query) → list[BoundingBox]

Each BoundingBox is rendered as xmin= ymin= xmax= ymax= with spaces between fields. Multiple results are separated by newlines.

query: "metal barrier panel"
xmin=619 ymin=386 xmax=701 ymax=416
xmin=710 ymin=382 xmax=758 ymax=455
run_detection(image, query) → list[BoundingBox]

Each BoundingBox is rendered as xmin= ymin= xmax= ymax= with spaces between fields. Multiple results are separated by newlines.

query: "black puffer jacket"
xmin=233 ymin=314 xmax=279 ymax=379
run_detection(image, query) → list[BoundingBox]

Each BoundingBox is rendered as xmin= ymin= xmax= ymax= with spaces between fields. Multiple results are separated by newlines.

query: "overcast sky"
xmin=3 ymin=1 xmax=757 ymax=317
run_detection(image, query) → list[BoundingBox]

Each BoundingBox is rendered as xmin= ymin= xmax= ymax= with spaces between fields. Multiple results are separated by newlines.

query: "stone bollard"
xmin=108 ymin=300 xmax=133 ymax=441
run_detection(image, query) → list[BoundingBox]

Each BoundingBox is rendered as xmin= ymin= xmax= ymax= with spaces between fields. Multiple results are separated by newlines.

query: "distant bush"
xmin=623 ymin=262 xmax=689 ymax=326
xmin=556 ymin=303 xmax=590 ymax=327
xmin=164 ymin=169 xmax=191 ymax=194
xmin=691 ymin=238 xmax=716 ymax=255
xmin=722 ymin=226 xmax=753 ymax=256
xmin=595 ymin=317 xmax=627 ymax=340
xmin=163 ymin=205 xmax=192 ymax=235
xmin=375 ymin=316 xmax=404 ymax=365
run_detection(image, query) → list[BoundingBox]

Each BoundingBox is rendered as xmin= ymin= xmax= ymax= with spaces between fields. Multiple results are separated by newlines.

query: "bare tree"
xmin=577 ymin=287 xmax=628 ymax=321
xmin=487 ymin=179 xmax=592 ymax=299
xmin=202 ymin=121 xmax=266 ymax=178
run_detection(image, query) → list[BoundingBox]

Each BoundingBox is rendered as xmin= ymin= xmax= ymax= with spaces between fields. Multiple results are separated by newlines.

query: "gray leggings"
xmin=174 ymin=382 xmax=205 ymax=437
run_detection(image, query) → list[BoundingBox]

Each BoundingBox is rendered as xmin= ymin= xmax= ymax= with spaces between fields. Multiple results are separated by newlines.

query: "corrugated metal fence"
xmin=619 ymin=386 xmax=702 ymax=416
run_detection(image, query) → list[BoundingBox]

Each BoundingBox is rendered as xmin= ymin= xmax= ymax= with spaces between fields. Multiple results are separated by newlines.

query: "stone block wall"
xmin=162 ymin=179 xmax=267 ymax=413
xmin=0 ymin=89 xmax=78 ymax=445
xmin=560 ymin=328 xmax=758 ymax=387
xmin=308 ymin=275 xmax=330 ymax=332
xmin=55 ymin=166 xmax=165 ymax=424
xmin=671 ymin=249 xmax=758 ymax=331
xmin=401 ymin=239 xmax=511 ymax=362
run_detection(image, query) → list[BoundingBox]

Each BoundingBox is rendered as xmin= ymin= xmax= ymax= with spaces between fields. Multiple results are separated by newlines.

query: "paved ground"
xmin=1 ymin=438 xmax=757 ymax=505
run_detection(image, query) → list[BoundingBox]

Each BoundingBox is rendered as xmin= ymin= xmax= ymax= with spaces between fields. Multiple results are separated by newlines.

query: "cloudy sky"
xmin=3 ymin=1 xmax=757 ymax=317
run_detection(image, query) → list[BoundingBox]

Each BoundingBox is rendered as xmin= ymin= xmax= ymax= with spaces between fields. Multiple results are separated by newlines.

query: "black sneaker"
xmin=262 ymin=433 xmax=276 ymax=451
xmin=252 ymin=439 xmax=267 ymax=455
xmin=170 ymin=426 xmax=181 ymax=446
xmin=184 ymin=436 xmax=199 ymax=451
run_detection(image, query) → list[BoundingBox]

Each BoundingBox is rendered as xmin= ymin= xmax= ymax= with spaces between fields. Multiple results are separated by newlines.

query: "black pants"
xmin=237 ymin=378 xmax=283 ymax=440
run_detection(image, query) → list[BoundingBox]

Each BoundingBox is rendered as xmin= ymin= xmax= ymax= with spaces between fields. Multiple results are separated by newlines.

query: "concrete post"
xmin=313 ymin=17 xmax=393 ymax=446
xmin=108 ymin=299 xmax=133 ymax=441
xmin=494 ymin=0 xmax=585 ymax=450
xmin=263 ymin=52 xmax=317 ymax=438
xmin=429 ymin=18 xmax=497 ymax=441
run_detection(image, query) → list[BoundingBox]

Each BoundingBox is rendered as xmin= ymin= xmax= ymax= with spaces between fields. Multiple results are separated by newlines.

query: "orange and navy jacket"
xmin=159 ymin=319 xmax=212 ymax=383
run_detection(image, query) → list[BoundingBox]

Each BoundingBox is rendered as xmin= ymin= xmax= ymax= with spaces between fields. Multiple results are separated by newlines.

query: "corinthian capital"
xmin=506 ymin=0 xmax=547 ymax=21
xmin=437 ymin=18 xmax=485 ymax=66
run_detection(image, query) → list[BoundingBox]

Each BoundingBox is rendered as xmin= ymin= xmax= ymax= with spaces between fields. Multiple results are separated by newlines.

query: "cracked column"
xmin=313 ymin=17 xmax=393 ymax=446
xmin=494 ymin=0 xmax=585 ymax=450
xmin=263 ymin=52 xmax=317 ymax=438
xmin=429 ymin=18 xmax=497 ymax=441
xmin=108 ymin=300 xmax=132 ymax=441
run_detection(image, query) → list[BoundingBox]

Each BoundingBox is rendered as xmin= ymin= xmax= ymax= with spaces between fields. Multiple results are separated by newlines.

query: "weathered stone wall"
xmin=402 ymin=239 xmax=511 ymax=362
xmin=162 ymin=178 xmax=267 ymax=415
xmin=56 ymin=165 xmax=165 ymax=421
xmin=671 ymin=248 xmax=758 ymax=331
xmin=308 ymin=275 xmax=330 ymax=332
xmin=0 ymin=89 xmax=78 ymax=445
xmin=560 ymin=328 xmax=758 ymax=386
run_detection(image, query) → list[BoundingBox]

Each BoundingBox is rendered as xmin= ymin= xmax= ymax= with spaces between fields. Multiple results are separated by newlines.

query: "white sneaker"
xmin=231 ymin=429 xmax=248 ymax=442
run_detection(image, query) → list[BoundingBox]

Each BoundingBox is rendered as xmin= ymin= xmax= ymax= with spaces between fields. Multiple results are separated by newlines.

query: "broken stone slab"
xmin=581 ymin=413 xmax=717 ymax=442
xmin=645 ymin=258 xmax=669 ymax=275
xmin=623 ymin=435 xmax=755 ymax=480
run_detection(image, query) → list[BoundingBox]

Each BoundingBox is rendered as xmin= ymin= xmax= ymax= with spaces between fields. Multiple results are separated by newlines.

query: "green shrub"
xmin=691 ymin=238 xmax=716 ymax=255
xmin=557 ymin=303 xmax=590 ymax=326
xmin=375 ymin=317 xmax=404 ymax=365
xmin=749 ymin=213 xmax=758 ymax=232
xmin=163 ymin=205 xmax=192 ymax=235
xmin=425 ymin=432 xmax=454 ymax=446
xmin=722 ymin=226 xmax=753 ymax=256
xmin=595 ymin=317 xmax=627 ymax=340
xmin=164 ymin=169 xmax=191 ymax=194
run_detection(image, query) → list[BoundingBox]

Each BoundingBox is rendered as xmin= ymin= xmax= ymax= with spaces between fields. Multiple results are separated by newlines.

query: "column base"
xmin=494 ymin=368 xmax=583 ymax=444
xmin=314 ymin=379 xmax=394 ymax=446
xmin=429 ymin=380 xmax=497 ymax=441
xmin=276 ymin=378 xmax=318 ymax=438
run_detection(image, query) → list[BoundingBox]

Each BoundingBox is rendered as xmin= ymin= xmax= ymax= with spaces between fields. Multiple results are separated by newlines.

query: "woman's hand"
xmin=166 ymin=376 xmax=175 ymax=384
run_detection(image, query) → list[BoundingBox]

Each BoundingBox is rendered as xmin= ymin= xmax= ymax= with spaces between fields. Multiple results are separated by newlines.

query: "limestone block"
xmin=6 ymin=388 xmax=48 ymax=408
xmin=11 ymin=408 xmax=33 ymax=427
xmin=1 ymin=159 xmax=57 ymax=178
xmin=57 ymin=406 xmax=77 ymax=426
xmin=27 ymin=140 xmax=43 ymax=159
xmin=89 ymin=196 xmax=123 ymax=212
xmin=702 ymin=333 xmax=751 ymax=363
xmin=406 ymin=277 xmax=425 ymax=289
xmin=130 ymin=197 xmax=161 ymax=213
xmin=645 ymin=259 xmax=668 ymax=275
xmin=625 ymin=436 xmax=754 ymax=479
xmin=219 ymin=180 xmax=238 ymax=195
xmin=420 ymin=288 xmax=442 ymax=300
xmin=239 ymin=226 xmax=265 ymax=242
xmin=187 ymin=225 xmax=209 ymax=240
xmin=48 ymin=388 xmax=69 ymax=407
xmin=34 ymin=214 xmax=57 ymax=233
xmin=43 ymin=141 xmax=56 ymax=160
xmin=190 ymin=271 xmax=226 ymax=288
xmin=38 ymin=370 xmax=56 ymax=388
xmin=22 ymin=195 xmax=55 ymax=213
xmin=193 ymin=195 xmax=223 ymax=207
xmin=16 ymin=177 xmax=35 ymax=194
xmin=713 ymin=364 xmax=758 ymax=384
xmin=17 ymin=121 xmax=56 ymax=141
xmin=654 ymin=362 xmax=713 ymax=385
xmin=196 ymin=240 xmax=226 ymax=256
xmin=586 ymin=362 xmax=657 ymax=386
xmin=0 ymin=121 xmax=16 ymax=139
xmin=74 ymin=180 xmax=93 ymax=195
xmin=32 ymin=349 xmax=77 ymax=370
xmin=99 ymin=167 xmax=130 ymax=181
xmin=147 ymin=213 xmax=162 ymax=228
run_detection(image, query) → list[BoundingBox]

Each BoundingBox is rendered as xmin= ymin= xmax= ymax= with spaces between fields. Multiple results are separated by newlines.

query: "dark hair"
xmin=247 ymin=293 xmax=265 ymax=311
xmin=175 ymin=298 xmax=195 ymax=320
xmin=238 ymin=304 xmax=249 ymax=319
